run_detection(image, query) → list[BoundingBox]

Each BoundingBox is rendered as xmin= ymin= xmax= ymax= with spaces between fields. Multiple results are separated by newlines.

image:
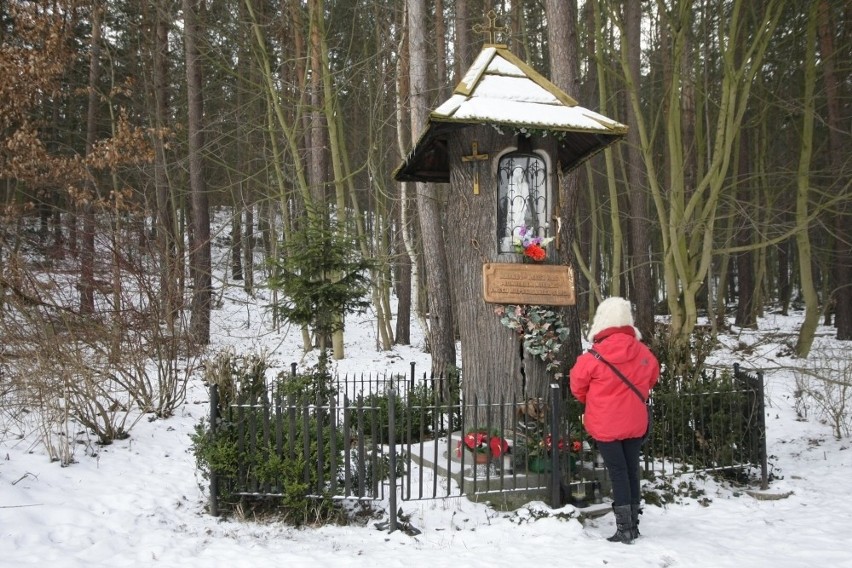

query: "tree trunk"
xmin=445 ymin=127 xmax=528 ymax=403
xmin=151 ymin=1 xmax=179 ymax=324
xmin=778 ymin=238 xmax=792 ymax=315
xmin=231 ymin=214 xmax=243 ymax=281
xmin=454 ymin=0 xmax=470 ymax=83
xmin=309 ymin=0 xmax=328 ymax=210
xmin=733 ymin=8 xmax=757 ymax=330
xmin=80 ymin=3 xmax=102 ymax=315
xmin=408 ymin=0 xmax=456 ymax=376
xmin=434 ymin=0 xmax=447 ymax=100
xmin=394 ymin=218 xmax=412 ymax=345
xmin=546 ymin=0 xmax=584 ymax=374
xmin=394 ymin=14 xmax=414 ymax=346
xmin=794 ymin=3 xmax=820 ymax=357
xmin=624 ymin=0 xmax=654 ymax=339
xmin=734 ymin=128 xmax=756 ymax=328
xmin=184 ymin=0 xmax=211 ymax=345
xmin=817 ymin=0 xmax=851 ymax=340
xmin=592 ymin=2 xmax=622 ymax=298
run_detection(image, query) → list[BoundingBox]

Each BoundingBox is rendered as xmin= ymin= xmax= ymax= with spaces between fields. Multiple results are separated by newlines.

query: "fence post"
xmin=549 ymin=383 xmax=562 ymax=508
xmin=756 ymin=369 xmax=769 ymax=490
xmin=388 ymin=388 xmax=398 ymax=533
xmin=735 ymin=363 xmax=769 ymax=491
xmin=209 ymin=383 xmax=219 ymax=517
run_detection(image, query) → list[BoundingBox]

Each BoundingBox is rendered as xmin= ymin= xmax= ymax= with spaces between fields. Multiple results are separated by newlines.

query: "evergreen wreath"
xmin=495 ymin=304 xmax=570 ymax=374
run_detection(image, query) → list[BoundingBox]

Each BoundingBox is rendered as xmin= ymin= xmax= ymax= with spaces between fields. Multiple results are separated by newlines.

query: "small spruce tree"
xmin=268 ymin=223 xmax=372 ymax=366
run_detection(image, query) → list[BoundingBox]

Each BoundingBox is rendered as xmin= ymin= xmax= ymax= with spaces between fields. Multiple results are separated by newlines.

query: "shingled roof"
xmin=394 ymin=45 xmax=627 ymax=183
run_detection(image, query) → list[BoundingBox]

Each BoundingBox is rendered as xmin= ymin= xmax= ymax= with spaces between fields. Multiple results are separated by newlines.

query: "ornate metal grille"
xmin=497 ymin=153 xmax=550 ymax=253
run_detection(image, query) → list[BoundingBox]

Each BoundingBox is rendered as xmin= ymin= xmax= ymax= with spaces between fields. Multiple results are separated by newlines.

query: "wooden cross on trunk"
xmin=461 ymin=142 xmax=489 ymax=195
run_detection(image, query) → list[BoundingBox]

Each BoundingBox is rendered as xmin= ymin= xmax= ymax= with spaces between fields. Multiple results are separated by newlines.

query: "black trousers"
xmin=596 ymin=437 xmax=643 ymax=506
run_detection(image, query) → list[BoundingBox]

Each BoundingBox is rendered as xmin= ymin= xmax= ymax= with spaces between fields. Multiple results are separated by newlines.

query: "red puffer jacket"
xmin=569 ymin=326 xmax=660 ymax=442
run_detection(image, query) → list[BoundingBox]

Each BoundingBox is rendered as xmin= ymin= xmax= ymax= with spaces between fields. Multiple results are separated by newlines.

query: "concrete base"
xmin=406 ymin=431 xmax=610 ymax=510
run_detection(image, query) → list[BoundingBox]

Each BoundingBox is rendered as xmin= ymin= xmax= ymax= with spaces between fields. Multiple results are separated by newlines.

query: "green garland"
xmin=495 ymin=305 xmax=570 ymax=375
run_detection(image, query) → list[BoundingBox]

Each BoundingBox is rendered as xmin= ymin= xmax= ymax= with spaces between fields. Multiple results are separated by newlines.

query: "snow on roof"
xmin=394 ymin=45 xmax=627 ymax=183
xmin=432 ymin=46 xmax=625 ymax=133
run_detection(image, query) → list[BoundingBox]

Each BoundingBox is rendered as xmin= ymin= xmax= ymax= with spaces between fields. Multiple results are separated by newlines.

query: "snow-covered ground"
xmin=3 ymin=248 xmax=851 ymax=567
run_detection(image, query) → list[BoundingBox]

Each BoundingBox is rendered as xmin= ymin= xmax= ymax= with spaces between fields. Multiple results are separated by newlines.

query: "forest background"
xmin=1 ymin=0 xmax=850 ymax=442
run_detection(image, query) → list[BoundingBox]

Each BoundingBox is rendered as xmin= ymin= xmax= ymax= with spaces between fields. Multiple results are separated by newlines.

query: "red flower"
xmin=543 ymin=434 xmax=564 ymax=452
xmin=456 ymin=431 xmax=509 ymax=459
xmin=524 ymin=244 xmax=546 ymax=261
xmin=489 ymin=436 xmax=510 ymax=458
xmin=543 ymin=435 xmax=583 ymax=454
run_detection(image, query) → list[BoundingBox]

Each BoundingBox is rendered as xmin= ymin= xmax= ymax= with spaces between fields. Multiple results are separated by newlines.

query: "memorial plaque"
xmin=482 ymin=263 xmax=575 ymax=306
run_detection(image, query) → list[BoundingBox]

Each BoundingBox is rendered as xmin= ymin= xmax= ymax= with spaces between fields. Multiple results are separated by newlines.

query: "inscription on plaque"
xmin=482 ymin=263 xmax=575 ymax=306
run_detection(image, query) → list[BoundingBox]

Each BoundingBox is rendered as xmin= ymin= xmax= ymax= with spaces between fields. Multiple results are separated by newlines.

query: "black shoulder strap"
xmin=588 ymin=348 xmax=647 ymax=403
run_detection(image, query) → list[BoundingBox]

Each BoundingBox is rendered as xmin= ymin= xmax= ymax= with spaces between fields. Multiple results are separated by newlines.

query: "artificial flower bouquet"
xmin=456 ymin=429 xmax=509 ymax=460
xmin=513 ymin=224 xmax=554 ymax=262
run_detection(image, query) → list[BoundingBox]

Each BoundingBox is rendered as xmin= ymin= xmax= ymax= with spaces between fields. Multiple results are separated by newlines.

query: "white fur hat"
xmin=587 ymin=297 xmax=642 ymax=342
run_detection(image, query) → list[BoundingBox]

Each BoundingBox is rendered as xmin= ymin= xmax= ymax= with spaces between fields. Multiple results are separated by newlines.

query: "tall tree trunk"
xmin=817 ymin=0 xmax=851 ymax=340
xmin=734 ymin=128 xmax=756 ymax=328
xmin=733 ymin=8 xmax=756 ymax=329
xmin=445 ymin=126 xmax=527 ymax=404
xmin=151 ymin=1 xmax=180 ymax=325
xmin=309 ymin=0 xmax=327 ymax=210
xmin=184 ymin=0 xmax=211 ymax=345
xmin=434 ymin=0 xmax=447 ymax=99
xmin=593 ymin=2 xmax=622 ymax=298
xmin=394 ymin=219 xmax=412 ymax=345
xmin=395 ymin=14 xmax=417 ymax=346
xmin=546 ymin=0 xmax=583 ymax=376
xmin=80 ymin=3 xmax=102 ymax=315
xmin=778 ymin=238 xmax=792 ymax=315
xmin=794 ymin=3 xmax=820 ymax=358
xmin=454 ymin=0 xmax=470 ymax=83
xmin=408 ymin=0 xmax=456 ymax=376
xmin=625 ymin=0 xmax=654 ymax=339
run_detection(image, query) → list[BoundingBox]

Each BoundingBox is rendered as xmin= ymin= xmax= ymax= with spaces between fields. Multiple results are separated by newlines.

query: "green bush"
xmin=648 ymin=327 xmax=759 ymax=472
xmin=350 ymin=383 xmax=438 ymax=444
xmin=191 ymin=354 xmax=345 ymax=524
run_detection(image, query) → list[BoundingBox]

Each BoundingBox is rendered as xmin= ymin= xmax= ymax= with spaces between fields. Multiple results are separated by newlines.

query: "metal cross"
xmin=473 ymin=10 xmax=506 ymax=46
xmin=461 ymin=142 xmax=489 ymax=195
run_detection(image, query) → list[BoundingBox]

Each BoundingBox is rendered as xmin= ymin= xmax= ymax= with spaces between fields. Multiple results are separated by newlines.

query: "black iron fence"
xmin=204 ymin=363 xmax=767 ymax=529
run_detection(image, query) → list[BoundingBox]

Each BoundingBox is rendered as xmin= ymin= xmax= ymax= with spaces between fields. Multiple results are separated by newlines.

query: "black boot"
xmin=630 ymin=503 xmax=641 ymax=539
xmin=607 ymin=504 xmax=634 ymax=544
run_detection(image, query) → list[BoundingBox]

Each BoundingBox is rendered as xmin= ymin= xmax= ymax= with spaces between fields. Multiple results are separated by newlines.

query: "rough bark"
xmin=817 ymin=0 xmax=851 ymax=340
xmin=454 ymin=0 xmax=470 ymax=83
xmin=625 ymin=0 xmax=654 ymax=339
xmin=445 ymin=127 xmax=532 ymax=402
xmin=184 ymin=0 xmax=211 ymax=345
xmin=151 ymin=1 xmax=179 ymax=323
xmin=546 ymin=0 xmax=584 ymax=373
xmin=794 ymin=3 xmax=820 ymax=357
xmin=408 ymin=0 xmax=456 ymax=377
xmin=80 ymin=3 xmax=102 ymax=315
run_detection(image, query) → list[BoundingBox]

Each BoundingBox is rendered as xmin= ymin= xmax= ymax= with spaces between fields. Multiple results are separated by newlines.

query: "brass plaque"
xmin=482 ymin=263 xmax=575 ymax=306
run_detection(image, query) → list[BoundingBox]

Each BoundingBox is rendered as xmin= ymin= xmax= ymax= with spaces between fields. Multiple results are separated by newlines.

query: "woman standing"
xmin=570 ymin=297 xmax=659 ymax=544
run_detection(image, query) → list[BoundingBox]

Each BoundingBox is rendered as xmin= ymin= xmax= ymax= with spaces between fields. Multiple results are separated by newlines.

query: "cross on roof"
xmin=473 ymin=10 xmax=506 ymax=46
